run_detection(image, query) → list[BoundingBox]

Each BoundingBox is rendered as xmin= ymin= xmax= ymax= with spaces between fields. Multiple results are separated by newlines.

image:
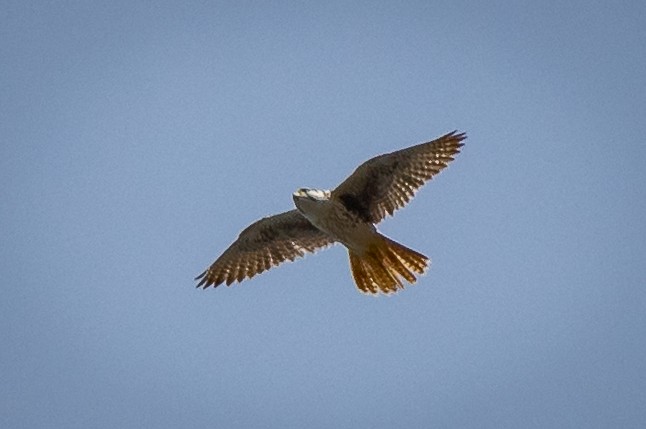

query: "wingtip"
xmin=195 ymin=270 xmax=216 ymax=289
xmin=195 ymin=270 xmax=206 ymax=286
xmin=445 ymin=130 xmax=467 ymax=150
xmin=447 ymin=130 xmax=467 ymax=140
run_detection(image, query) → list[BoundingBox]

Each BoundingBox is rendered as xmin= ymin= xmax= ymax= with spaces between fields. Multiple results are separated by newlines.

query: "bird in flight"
xmin=196 ymin=131 xmax=466 ymax=295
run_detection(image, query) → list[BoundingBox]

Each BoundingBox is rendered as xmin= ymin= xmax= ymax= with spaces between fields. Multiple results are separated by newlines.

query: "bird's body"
xmin=196 ymin=131 xmax=466 ymax=295
xmin=292 ymin=189 xmax=375 ymax=253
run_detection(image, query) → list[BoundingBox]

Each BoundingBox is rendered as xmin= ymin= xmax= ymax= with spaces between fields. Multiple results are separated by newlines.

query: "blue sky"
xmin=2 ymin=1 xmax=645 ymax=428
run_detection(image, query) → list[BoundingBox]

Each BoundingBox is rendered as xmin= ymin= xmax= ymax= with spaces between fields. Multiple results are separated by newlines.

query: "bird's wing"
xmin=195 ymin=209 xmax=334 ymax=288
xmin=331 ymin=131 xmax=466 ymax=224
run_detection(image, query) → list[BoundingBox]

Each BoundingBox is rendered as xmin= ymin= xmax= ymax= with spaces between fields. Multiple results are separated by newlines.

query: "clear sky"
xmin=2 ymin=1 xmax=645 ymax=428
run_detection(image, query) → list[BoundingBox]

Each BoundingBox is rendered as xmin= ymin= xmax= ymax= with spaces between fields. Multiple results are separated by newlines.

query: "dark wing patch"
xmin=336 ymin=193 xmax=372 ymax=223
xmin=331 ymin=131 xmax=466 ymax=224
xmin=195 ymin=210 xmax=334 ymax=289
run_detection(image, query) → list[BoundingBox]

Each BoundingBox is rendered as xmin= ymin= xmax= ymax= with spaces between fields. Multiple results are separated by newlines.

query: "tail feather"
xmin=349 ymin=252 xmax=376 ymax=294
xmin=348 ymin=234 xmax=430 ymax=295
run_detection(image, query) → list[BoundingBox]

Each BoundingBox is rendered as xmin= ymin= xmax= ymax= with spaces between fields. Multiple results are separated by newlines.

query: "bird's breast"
xmin=296 ymin=199 xmax=375 ymax=252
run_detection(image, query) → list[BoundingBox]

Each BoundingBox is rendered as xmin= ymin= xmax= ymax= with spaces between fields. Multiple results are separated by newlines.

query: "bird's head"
xmin=293 ymin=188 xmax=331 ymax=202
xmin=293 ymin=188 xmax=331 ymax=221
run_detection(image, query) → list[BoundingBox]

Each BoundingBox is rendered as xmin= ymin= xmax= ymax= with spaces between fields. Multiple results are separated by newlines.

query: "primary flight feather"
xmin=196 ymin=131 xmax=466 ymax=295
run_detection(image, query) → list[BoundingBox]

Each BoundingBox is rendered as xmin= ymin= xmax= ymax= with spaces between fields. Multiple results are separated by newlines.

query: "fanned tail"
xmin=348 ymin=234 xmax=429 ymax=295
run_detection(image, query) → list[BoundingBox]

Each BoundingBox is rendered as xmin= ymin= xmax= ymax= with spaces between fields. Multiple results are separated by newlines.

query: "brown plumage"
xmin=331 ymin=131 xmax=466 ymax=224
xmin=196 ymin=131 xmax=466 ymax=295
xmin=195 ymin=210 xmax=334 ymax=286
xmin=348 ymin=235 xmax=428 ymax=294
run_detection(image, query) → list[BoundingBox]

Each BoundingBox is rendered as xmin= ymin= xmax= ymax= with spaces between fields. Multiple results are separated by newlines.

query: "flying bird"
xmin=196 ymin=131 xmax=466 ymax=295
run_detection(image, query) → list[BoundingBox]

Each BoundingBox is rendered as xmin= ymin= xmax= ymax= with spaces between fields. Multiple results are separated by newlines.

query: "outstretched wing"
xmin=331 ymin=131 xmax=466 ymax=224
xmin=195 ymin=210 xmax=334 ymax=289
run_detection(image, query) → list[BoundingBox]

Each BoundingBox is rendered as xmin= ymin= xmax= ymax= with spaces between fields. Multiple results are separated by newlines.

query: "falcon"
xmin=196 ymin=131 xmax=466 ymax=295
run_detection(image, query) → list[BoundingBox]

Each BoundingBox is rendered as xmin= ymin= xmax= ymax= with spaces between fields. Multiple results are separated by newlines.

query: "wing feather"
xmin=331 ymin=131 xmax=466 ymax=224
xmin=195 ymin=209 xmax=334 ymax=289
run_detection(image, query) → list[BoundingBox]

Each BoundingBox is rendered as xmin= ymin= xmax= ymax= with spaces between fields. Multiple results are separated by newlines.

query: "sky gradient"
xmin=2 ymin=1 xmax=645 ymax=428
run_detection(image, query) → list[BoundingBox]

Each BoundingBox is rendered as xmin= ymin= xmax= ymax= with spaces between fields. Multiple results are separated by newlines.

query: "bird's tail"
xmin=348 ymin=234 xmax=430 ymax=295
